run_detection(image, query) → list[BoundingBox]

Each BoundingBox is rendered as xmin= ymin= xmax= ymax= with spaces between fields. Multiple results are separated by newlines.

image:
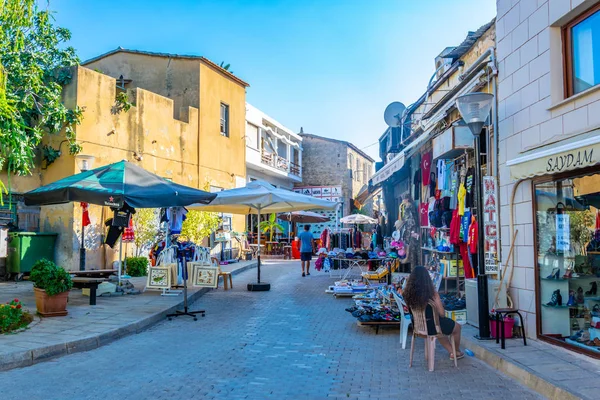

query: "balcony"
xmin=261 ymin=151 xmax=301 ymax=177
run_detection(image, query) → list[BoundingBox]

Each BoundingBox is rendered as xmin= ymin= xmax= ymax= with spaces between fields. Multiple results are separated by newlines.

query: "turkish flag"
xmin=81 ymin=202 xmax=91 ymax=227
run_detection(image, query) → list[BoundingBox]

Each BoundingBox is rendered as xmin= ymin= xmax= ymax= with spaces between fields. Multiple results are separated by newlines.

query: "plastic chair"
xmin=392 ymin=292 xmax=412 ymax=350
xmin=409 ymin=300 xmax=458 ymax=372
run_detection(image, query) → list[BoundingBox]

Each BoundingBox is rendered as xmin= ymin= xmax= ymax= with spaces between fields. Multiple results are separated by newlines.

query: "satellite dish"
xmin=384 ymin=102 xmax=406 ymax=127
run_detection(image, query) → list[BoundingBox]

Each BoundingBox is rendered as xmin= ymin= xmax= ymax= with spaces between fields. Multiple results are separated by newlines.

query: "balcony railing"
xmin=261 ymin=151 xmax=301 ymax=177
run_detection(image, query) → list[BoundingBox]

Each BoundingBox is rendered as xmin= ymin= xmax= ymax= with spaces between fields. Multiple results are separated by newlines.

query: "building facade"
xmin=0 ymin=48 xmax=249 ymax=271
xmin=497 ymin=0 xmax=600 ymax=357
xmin=245 ymin=103 xmax=302 ymax=190
xmin=299 ymin=132 xmax=374 ymax=217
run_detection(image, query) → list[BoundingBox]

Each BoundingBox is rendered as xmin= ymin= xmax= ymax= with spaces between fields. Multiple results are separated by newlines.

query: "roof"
xmin=444 ymin=19 xmax=495 ymax=60
xmin=82 ymin=47 xmax=249 ymax=87
xmin=299 ymin=133 xmax=375 ymax=162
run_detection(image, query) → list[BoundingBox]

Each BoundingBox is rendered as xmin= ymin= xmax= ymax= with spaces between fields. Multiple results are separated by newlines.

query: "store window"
xmin=220 ymin=103 xmax=229 ymax=137
xmin=564 ymin=4 xmax=600 ymax=96
xmin=535 ymin=172 xmax=600 ymax=355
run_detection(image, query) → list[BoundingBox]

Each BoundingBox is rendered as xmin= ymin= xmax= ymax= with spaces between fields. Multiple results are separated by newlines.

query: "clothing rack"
xmin=167 ymin=244 xmax=208 ymax=321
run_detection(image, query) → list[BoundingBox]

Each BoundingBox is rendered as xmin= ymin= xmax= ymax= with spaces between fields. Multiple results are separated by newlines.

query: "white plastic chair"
xmin=392 ymin=292 xmax=412 ymax=350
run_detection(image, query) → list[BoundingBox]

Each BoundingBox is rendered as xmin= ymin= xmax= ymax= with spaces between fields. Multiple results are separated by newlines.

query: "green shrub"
xmin=0 ymin=298 xmax=33 ymax=334
xmin=125 ymin=257 xmax=149 ymax=277
xmin=30 ymin=259 xmax=73 ymax=296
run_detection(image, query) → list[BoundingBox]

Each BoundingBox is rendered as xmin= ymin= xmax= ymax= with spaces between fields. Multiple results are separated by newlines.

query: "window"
xmin=564 ymin=4 xmax=600 ymax=97
xmin=246 ymin=123 xmax=259 ymax=148
xmin=363 ymin=165 xmax=368 ymax=183
xmin=220 ymin=103 xmax=229 ymax=137
xmin=356 ymin=160 xmax=361 ymax=181
xmin=534 ymin=171 xmax=600 ymax=356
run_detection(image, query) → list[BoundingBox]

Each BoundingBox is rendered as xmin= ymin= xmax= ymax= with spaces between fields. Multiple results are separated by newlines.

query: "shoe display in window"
xmin=576 ymin=287 xmax=585 ymax=304
xmin=567 ymin=290 xmax=577 ymax=306
xmin=546 ymin=267 xmax=560 ymax=279
xmin=585 ymin=281 xmax=598 ymax=296
xmin=547 ymin=289 xmax=562 ymax=306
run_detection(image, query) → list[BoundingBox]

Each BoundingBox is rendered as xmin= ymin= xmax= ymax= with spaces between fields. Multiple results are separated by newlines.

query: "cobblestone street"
xmin=0 ymin=261 xmax=543 ymax=400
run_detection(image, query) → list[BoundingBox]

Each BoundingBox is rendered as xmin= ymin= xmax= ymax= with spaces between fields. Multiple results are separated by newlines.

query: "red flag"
xmin=81 ymin=202 xmax=91 ymax=227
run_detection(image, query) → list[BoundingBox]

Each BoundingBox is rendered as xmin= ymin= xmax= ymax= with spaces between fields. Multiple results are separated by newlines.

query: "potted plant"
xmin=30 ymin=259 xmax=73 ymax=317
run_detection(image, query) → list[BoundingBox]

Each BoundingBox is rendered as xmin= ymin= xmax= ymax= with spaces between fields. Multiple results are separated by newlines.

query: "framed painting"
xmin=146 ymin=266 xmax=171 ymax=289
xmin=190 ymin=262 xmax=219 ymax=288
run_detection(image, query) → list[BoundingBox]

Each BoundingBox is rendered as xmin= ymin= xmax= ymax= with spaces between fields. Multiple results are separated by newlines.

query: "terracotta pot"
xmin=33 ymin=288 xmax=69 ymax=317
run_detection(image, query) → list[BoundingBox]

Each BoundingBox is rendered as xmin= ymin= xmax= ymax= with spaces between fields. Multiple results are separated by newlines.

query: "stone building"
xmin=496 ymin=0 xmax=600 ymax=358
xmin=298 ymin=132 xmax=374 ymax=216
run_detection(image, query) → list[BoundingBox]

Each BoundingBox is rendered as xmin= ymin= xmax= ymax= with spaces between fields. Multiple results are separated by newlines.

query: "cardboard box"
xmin=445 ymin=310 xmax=467 ymax=324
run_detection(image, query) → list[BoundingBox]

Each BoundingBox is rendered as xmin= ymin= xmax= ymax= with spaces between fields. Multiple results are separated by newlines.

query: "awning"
xmin=355 ymin=186 xmax=382 ymax=208
xmin=507 ymin=130 xmax=600 ymax=180
xmin=371 ymin=129 xmax=431 ymax=186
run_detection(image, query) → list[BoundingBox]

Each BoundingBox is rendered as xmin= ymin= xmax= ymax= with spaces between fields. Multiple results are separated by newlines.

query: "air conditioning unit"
xmin=465 ymin=279 xmax=507 ymax=328
xmin=387 ymin=127 xmax=401 ymax=153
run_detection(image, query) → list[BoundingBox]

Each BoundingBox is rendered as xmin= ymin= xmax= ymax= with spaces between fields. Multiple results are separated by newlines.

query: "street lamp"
xmin=456 ymin=92 xmax=493 ymax=340
xmin=75 ymin=155 xmax=95 ymax=271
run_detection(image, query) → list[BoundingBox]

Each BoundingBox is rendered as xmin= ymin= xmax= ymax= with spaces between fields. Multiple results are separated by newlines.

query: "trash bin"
xmin=7 ymin=232 xmax=58 ymax=274
xmin=292 ymin=238 xmax=300 ymax=260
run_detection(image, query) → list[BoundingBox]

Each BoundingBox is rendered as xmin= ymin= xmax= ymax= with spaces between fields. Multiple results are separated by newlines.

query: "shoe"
xmin=566 ymin=290 xmax=577 ymax=306
xmin=547 ymin=289 xmax=562 ymax=306
xmin=576 ymin=287 xmax=584 ymax=304
xmin=306 ymin=272 xmax=310 ymax=276
xmin=546 ymin=267 xmax=559 ymax=279
xmin=586 ymin=282 xmax=598 ymax=296
xmin=302 ymin=272 xmax=305 ymax=277
xmin=563 ymin=268 xmax=573 ymax=279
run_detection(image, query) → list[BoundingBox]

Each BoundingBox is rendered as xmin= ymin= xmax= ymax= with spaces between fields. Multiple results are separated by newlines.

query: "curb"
xmin=0 ymin=261 xmax=257 ymax=372
xmin=462 ymin=336 xmax=583 ymax=400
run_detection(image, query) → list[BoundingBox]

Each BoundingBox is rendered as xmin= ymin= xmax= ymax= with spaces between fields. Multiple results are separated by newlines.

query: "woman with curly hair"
xmin=403 ymin=266 xmax=464 ymax=360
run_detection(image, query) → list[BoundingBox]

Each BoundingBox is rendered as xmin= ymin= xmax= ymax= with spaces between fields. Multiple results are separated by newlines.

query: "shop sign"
xmin=483 ymin=176 xmax=499 ymax=274
xmin=293 ymin=186 xmax=342 ymax=199
xmin=556 ymin=214 xmax=570 ymax=252
xmin=0 ymin=228 xmax=7 ymax=258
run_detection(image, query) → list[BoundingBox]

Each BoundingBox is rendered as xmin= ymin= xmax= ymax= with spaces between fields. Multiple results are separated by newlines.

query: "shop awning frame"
xmin=507 ymin=129 xmax=600 ymax=180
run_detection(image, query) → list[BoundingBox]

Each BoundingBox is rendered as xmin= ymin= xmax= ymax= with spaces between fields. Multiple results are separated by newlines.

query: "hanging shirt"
xmin=460 ymin=210 xmax=471 ymax=242
xmin=468 ymin=216 xmax=478 ymax=254
xmin=457 ymin=183 xmax=467 ymax=216
xmin=465 ymin=168 xmax=474 ymax=208
xmin=449 ymin=209 xmax=461 ymax=245
xmin=449 ymin=170 xmax=458 ymax=210
xmin=437 ymin=160 xmax=446 ymax=190
xmin=169 ymin=207 xmax=188 ymax=234
xmin=413 ymin=170 xmax=421 ymax=201
xmin=429 ymin=172 xmax=436 ymax=198
xmin=421 ymin=152 xmax=432 ymax=186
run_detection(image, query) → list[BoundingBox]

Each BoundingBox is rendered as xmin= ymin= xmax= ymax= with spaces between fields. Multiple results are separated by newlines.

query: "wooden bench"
xmin=71 ymin=277 xmax=107 ymax=305
xmin=71 ymin=269 xmax=117 ymax=279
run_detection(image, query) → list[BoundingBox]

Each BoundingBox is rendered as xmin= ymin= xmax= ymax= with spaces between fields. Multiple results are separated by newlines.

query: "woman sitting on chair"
xmin=403 ymin=266 xmax=464 ymax=360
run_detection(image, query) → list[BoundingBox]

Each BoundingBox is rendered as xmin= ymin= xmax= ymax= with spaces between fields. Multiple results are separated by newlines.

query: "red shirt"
xmin=468 ymin=218 xmax=478 ymax=254
xmin=421 ymin=152 xmax=432 ymax=186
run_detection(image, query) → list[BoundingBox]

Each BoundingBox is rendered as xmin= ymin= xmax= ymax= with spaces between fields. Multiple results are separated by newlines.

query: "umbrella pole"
xmin=118 ymin=235 xmax=123 ymax=286
xmin=257 ymin=205 xmax=261 ymax=284
xmin=247 ymin=205 xmax=270 ymax=291
xmin=288 ymin=212 xmax=291 ymax=244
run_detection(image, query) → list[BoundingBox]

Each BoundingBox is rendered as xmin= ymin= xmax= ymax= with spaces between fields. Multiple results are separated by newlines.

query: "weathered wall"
xmin=198 ymin=62 xmax=247 ymax=232
xmin=496 ymin=0 xmax=600 ymax=338
xmin=84 ymin=52 xmax=200 ymax=121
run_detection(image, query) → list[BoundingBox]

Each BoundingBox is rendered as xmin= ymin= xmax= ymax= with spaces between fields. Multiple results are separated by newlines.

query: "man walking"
xmin=298 ymin=224 xmax=314 ymax=277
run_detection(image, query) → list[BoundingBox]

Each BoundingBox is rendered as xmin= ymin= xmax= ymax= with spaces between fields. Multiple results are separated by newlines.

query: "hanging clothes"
xmin=468 ymin=216 xmax=478 ymax=254
xmin=457 ymin=182 xmax=467 ymax=216
xmin=449 ymin=169 xmax=458 ymax=210
xmin=320 ymin=228 xmax=329 ymax=250
xmin=459 ymin=242 xmax=474 ymax=279
xmin=437 ymin=160 xmax=446 ymax=190
xmin=449 ymin=208 xmax=461 ymax=245
xmin=465 ymin=167 xmax=475 ymax=208
xmin=429 ymin=172 xmax=437 ymax=198
xmin=169 ymin=207 xmax=188 ymax=234
xmin=413 ymin=170 xmax=421 ymax=201
xmin=421 ymin=152 xmax=432 ymax=186
xmin=460 ymin=210 xmax=471 ymax=242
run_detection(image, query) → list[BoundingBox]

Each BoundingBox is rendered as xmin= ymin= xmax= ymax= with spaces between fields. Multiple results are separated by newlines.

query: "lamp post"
xmin=456 ymin=92 xmax=494 ymax=340
xmin=75 ymin=155 xmax=95 ymax=271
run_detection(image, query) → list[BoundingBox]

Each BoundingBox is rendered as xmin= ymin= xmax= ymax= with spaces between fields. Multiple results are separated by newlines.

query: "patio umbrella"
xmin=278 ymin=211 xmax=331 ymax=244
xmin=24 ymin=160 xmax=216 ymax=280
xmin=340 ymin=214 xmax=378 ymax=224
xmin=24 ymin=160 xmax=216 ymax=208
xmin=188 ymin=180 xmax=336 ymax=291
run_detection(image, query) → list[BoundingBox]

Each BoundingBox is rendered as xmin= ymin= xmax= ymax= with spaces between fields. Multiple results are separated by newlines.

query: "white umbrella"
xmin=340 ymin=214 xmax=378 ymax=224
xmin=188 ymin=180 xmax=337 ymax=291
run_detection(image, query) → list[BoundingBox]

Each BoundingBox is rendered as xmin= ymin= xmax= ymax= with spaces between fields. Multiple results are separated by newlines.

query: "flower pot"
xmin=33 ymin=287 xmax=69 ymax=317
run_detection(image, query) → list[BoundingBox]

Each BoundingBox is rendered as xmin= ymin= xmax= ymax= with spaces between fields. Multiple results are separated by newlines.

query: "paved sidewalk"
xmin=0 ymin=261 xmax=542 ymax=400
xmin=461 ymin=324 xmax=600 ymax=400
xmin=0 ymin=260 xmax=257 ymax=371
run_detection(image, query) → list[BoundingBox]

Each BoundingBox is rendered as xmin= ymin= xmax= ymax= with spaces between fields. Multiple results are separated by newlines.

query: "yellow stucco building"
xmin=0 ymin=49 xmax=249 ymax=271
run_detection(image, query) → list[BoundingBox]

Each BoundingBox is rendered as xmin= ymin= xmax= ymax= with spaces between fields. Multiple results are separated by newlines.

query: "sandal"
xmin=450 ymin=352 xmax=465 ymax=360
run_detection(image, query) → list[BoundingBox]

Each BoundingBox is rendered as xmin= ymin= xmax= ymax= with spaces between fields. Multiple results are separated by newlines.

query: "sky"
xmin=48 ymin=0 xmax=496 ymax=161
